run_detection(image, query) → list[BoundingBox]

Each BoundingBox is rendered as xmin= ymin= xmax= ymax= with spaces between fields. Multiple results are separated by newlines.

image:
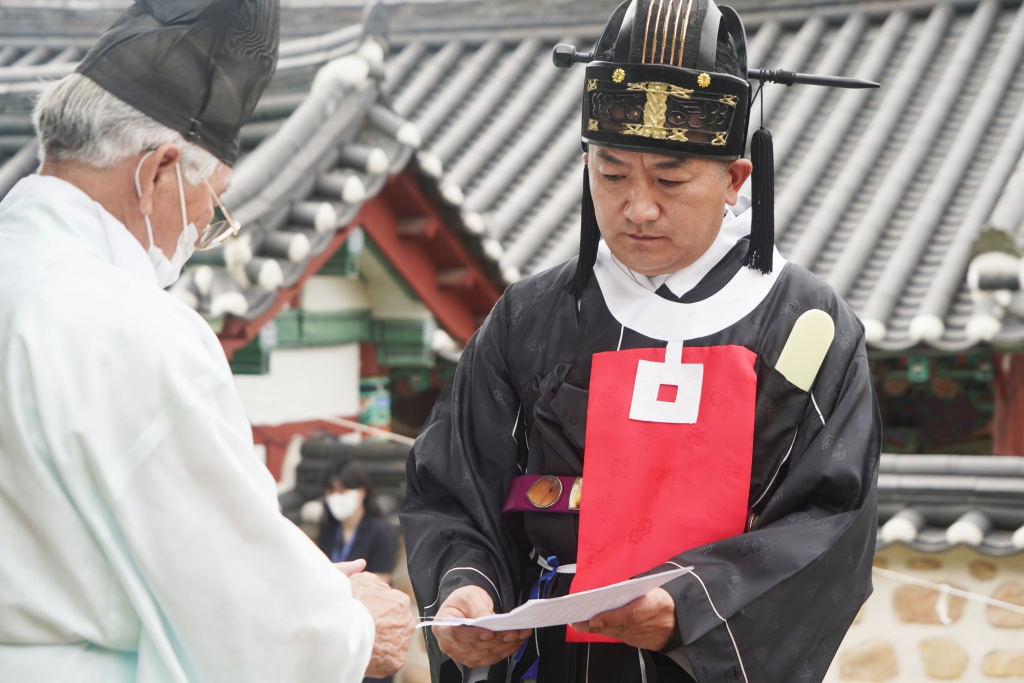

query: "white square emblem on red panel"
xmin=628 ymin=345 xmax=704 ymax=424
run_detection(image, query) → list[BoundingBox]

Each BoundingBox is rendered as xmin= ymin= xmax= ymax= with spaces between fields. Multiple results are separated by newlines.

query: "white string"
xmin=236 ymin=390 xmax=415 ymax=446
xmin=750 ymin=429 xmax=797 ymax=510
xmin=617 ymin=324 xmax=625 ymax=351
xmin=421 ymin=567 xmax=502 ymax=612
xmin=872 ymin=566 xmax=1024 ymax=615
xmin=638 ymin=648 xmax=647 ymax=683
xmin=667 ymin=562 xmax=749 ymax=683
xmin=810 ymin=393 xmax=825 ymax=426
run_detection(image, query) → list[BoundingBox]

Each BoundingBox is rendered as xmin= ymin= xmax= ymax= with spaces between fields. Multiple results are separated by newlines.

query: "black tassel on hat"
xmin=745 ymin=126 xmax=775 ymax=275
xmin=568 ymin=165 xmax=602 ymax=298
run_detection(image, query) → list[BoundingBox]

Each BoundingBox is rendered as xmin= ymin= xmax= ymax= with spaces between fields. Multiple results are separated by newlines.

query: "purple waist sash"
xmin=501 ymin=475 xmax=581 ymax=525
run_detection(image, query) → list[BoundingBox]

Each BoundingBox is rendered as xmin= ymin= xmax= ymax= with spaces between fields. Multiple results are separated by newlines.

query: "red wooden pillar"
xmin=252 ymin=419 xmax=358 ymax=480
xmin=993 ymin=353 xmax=1024 ymax=455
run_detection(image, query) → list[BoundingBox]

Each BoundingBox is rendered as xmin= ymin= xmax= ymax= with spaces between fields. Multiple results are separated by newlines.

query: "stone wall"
xmin=826 ymin=545 xmax=1024 ymax=681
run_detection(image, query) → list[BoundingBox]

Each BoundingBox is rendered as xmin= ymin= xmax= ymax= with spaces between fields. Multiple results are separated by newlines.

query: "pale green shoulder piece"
xmin=775 ymin=309 xmax=835 ymax=392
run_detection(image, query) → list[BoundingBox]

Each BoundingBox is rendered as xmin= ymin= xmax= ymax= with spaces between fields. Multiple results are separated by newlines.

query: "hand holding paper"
xmin=431 ymin=585 xmax=532 ymax=669
xmin=421 ymin=566 xmax=691 ymax=632
xmin=571 ymin=585 xmax=679 ymax=650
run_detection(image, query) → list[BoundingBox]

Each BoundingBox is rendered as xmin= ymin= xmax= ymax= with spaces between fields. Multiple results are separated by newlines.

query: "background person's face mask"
xmin=325 ymin=490 xmax=363 ymax=521
xmin=134 ymin=151 xmax=198 ymax=288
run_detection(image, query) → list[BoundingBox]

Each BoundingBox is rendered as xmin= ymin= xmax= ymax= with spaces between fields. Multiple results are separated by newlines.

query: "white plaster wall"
xmin=233 ymin=344 xmax=360 ymax=426
xmin=825 ymin=545 xmax=1024 ymax=681
xmin=299 ymin=275 xmax=371 ymax=313
xmin=360 ymin=247 xmax=434 ymax=321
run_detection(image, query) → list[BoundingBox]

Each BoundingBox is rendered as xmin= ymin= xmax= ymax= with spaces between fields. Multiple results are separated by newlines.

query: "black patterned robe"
xmin=400 ymin=213 xmax=880 ymax=683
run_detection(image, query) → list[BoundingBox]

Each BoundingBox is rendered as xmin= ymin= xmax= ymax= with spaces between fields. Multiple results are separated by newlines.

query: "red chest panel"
xmin=568 ymin=344 xmax=757 ymax=642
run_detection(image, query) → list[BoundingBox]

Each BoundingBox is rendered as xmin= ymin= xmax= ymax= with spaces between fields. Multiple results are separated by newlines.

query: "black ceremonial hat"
xmin=577 ymin=0 xmax=751 ymax=159
xmin=555 ymin=0 xmax=878 ymax=296
xmin=76 ymin=0 xmax=280 ymax=166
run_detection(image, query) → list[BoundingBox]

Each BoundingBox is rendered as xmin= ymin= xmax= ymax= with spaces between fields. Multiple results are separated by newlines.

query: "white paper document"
xmin=417 ymin=566 xmax=692 ymax=631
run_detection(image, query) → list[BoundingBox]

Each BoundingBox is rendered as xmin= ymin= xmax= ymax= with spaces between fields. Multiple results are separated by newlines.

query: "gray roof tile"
xmin=380 ymin=0 xmax=1024 ymax=350
xmin=8 ymin=1 xmax=1024 ymax=349
xmin=0 ymin=7 xmax=505 ymax=328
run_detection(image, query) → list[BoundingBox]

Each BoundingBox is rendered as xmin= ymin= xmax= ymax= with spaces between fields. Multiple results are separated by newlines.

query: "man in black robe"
xmin=400 ymin=1 xmax=881 ymax=681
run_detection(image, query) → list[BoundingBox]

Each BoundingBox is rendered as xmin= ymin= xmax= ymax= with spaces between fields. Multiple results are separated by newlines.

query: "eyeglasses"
xmin=197 ymin=179 xmax=242 ymax=250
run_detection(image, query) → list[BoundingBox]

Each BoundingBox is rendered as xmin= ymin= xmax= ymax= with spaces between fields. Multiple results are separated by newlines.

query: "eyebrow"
xmin=595 ymin=148 xmax=625 ymax=166
xmin=651 ymin=156 xmax=691 ymax=169
xmin=594 ymin=147 xmax=692 ymax=170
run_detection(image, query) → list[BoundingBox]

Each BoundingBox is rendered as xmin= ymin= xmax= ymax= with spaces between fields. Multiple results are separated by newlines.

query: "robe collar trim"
xmin=1 ymin=174 xmax=158 ymax=287
xmin=615 ymin=197 xmax=752 ymax=299
xmin=592 ymin=198 xmax=785 ymax=342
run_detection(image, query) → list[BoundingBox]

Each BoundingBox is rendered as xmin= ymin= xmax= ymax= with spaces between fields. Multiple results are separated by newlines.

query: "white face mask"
xmin=134 ymin=151 xmax=199 ymax=288
xmin=325 ymin=490 xmax=363 ymax=521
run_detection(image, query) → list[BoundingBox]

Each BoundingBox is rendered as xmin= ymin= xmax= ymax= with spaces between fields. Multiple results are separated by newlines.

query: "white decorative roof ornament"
xmin=945 ymin=510 xmax=991 ymax=547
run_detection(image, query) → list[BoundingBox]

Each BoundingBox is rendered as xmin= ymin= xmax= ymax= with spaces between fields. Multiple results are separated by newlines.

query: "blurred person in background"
xmin=319 ymin=459 xmax=398 ymax=584
xmin=318 ymin=459 xmax=401 ymax=683
xmin=0 ymin=1 xmax=415 ymax=681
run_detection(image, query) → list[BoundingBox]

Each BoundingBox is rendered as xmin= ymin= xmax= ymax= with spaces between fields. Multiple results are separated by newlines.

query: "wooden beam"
xmin=218 ymin=169 xmax=501 ymax=357
xmin=437 ymin=267 xmax=477 ymax=289
xmin=993 ymin=352 xmax=1024 ymax=455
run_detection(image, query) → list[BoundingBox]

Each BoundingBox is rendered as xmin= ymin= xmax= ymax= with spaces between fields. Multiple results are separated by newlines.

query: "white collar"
xmin=1 ymin=174 xmax=158 ymax=287
xmin=593 ymin=198 xmax=785 ymax=342
xmin=611 ymin=199 xmax=752 ymax=298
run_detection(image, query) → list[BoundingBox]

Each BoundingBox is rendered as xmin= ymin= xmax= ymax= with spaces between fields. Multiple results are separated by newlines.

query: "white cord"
xmin=422 ymin=567 xmax=502 ymax=612
xmin=667 ymin=562 xmax=749 ymax=683
xmin=750 ymin=429 xmax=797 ymax=510
xmin=873 ymin=566 xmax=1024 ymax=615
xmin=617 ymin=324 xmax=625 ymax=351
xmin=638 ymin=648 xmax=648 ymax=683
xmin=810 ymin=392 xmax=825 ymax=426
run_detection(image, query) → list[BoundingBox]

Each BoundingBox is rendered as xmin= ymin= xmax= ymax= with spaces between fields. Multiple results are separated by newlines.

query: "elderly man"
xmin=400 ymin=1 xmax=881 ymax=682
xmin=0 ymin=1 xmax=414 ymax=681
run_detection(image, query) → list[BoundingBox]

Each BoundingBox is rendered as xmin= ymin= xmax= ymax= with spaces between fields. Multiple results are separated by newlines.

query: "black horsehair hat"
xmin=77 ymin=0 xmax=280 ymax=167
xmin=554 ymin=0 xmax=878 ymax=296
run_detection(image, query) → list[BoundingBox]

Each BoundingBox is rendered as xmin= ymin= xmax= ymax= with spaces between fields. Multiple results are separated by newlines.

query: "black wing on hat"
xmin=77 ymin=0 xmax=280 ymax=166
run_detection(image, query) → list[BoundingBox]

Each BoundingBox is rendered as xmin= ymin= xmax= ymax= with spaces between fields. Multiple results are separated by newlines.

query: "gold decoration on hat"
xmin=697 ymin=72 xmax=711 ymax=88
xmin=626 ymin=82 xmax=692 ymax=98
xmin=676 ymin=0 xmax=696 ymax=67
xmin=588 ymin=119 xmax=599 ymax=131
xmin=720 ymin=94 xmax=738 ymax=107
xmin=587 ymin=79 xmax=598 ymax=91
xmin=612 ymin=68 xmax=626 ymax=83
xmin=712 ymin=132 xmax=728 ymax=146
xmin=620 ymin=81 xmax=695 ymax=140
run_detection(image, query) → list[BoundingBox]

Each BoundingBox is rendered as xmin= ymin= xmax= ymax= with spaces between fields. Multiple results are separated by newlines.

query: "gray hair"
xmin=32 ymin=73 xmax=219 ymax=186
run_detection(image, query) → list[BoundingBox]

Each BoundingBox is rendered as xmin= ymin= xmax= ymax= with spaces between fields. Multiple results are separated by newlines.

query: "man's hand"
xmin=570 ymin=587 xmax=678 ymax=651
xmin=335 ymin=559 xmax=366 ymax=576
xmin=351 ymin=572 xmax=416 ymax=678
xmin=432 ymin=586 xmax=531 ymax=669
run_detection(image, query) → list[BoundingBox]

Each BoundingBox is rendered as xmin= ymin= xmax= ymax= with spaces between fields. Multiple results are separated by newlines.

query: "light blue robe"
xmin=0 ymin=175 xmax=374 ymax=683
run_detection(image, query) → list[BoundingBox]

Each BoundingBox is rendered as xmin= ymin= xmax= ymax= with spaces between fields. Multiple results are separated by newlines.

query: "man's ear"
xmin=724 ymin=158 xmax=753 ymax=206
xmin=135 ymin=142 xmax=182 ymax=217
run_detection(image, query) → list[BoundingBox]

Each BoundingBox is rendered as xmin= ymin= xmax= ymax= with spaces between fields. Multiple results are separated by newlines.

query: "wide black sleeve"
xmin=399 ymin=294 xmax=528 ymax=676
xmin=661 ymin=305 xmax=881 ymax=683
